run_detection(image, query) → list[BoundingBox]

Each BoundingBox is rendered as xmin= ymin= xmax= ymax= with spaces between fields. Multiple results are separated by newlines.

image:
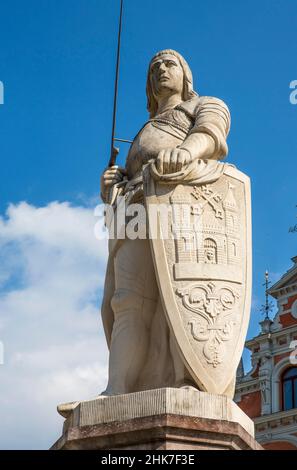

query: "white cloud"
xmin=0 ymin=201 xmax=109 ymax=449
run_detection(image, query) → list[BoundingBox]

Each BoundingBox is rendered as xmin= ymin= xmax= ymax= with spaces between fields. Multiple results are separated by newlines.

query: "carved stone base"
xmin=52 ymin=388 xmax=262 ymax=450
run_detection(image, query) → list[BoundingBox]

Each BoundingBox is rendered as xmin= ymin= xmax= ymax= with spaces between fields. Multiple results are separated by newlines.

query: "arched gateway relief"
xmin=170 ymin=177 xmax=243 ymax=279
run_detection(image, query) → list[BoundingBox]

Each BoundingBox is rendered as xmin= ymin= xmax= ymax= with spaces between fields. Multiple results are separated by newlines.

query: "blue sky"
xmin=0 ymin=0 xmax=296 ymax=449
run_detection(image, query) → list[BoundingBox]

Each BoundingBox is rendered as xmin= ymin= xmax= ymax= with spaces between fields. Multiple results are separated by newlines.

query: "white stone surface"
xmin=58 ymin=388 xmax=255 ymax=438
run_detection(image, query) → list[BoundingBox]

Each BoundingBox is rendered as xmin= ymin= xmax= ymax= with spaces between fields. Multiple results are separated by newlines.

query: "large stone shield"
xmin=144 ymin=164 xmax=252 ymax=395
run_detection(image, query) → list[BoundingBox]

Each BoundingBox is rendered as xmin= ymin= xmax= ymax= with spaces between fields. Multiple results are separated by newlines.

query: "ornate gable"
xmin=267 ymin=257 xmax=297 ymax=329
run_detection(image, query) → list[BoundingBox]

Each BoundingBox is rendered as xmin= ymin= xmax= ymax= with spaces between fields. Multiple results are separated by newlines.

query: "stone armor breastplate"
xmin=126 ymin=107 xmax=194 ymax=179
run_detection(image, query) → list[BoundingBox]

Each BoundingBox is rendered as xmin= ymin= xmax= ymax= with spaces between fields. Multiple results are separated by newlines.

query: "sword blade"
xmin=109 ymin=0 xmax=124 ymax=167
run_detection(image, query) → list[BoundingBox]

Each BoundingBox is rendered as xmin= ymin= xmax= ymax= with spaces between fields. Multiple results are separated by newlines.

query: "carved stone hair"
xmin=146 ymin=49 xmax=198 ymax=118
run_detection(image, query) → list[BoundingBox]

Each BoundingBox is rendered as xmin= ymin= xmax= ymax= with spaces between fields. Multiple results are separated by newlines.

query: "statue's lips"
xmin=158 ymin=76 xmax=170 ymax=82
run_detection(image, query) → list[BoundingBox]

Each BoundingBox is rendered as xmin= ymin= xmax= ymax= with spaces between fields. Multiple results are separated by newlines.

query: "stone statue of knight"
xmin=100 ymin=49 xmax=251 ymax=398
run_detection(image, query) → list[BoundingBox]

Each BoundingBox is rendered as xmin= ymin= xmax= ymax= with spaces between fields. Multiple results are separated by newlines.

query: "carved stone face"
xmin=149 ymin=54 xmax=184 ymax=99
xmin=205 ymin=249 xmax=216 ymax=264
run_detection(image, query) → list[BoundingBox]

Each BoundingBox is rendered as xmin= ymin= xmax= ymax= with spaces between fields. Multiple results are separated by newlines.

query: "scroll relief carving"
xmin=177 ymin=282 xmax=239 ymax=367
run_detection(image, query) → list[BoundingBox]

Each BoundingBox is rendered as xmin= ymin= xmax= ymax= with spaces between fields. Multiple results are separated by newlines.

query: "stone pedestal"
xmin=52 ymin=388 xmax=262 ymax=450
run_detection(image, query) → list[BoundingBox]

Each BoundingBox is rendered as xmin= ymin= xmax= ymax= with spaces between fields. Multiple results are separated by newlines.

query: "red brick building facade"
xmin=235 ymin=257 xmax=297 ymax=450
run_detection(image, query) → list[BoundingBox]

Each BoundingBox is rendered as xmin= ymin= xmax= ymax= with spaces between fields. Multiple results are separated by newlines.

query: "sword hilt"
xmin=109 ymin=146 xmax=119 ymax=167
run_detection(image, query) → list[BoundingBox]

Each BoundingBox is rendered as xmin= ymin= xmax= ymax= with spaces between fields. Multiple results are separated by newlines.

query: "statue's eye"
xmin=166 ymin=61 xmax=176 ymax=67
xmin=151 ymin=62 xmax=161 ymax=72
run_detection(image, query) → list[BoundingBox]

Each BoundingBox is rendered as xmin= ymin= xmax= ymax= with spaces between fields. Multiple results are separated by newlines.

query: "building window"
xmin=282 ymin=367 xmax=297 ymax=411
xmin=232 ymin=242 xmax=237 ymax=257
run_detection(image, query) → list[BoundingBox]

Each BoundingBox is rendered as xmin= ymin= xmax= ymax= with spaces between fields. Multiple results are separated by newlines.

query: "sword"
xmin=109 ymin=0 xmax=133 ymax=168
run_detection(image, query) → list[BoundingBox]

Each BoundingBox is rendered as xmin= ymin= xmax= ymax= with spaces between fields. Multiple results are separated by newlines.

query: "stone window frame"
xmin=281 ymin=367 xmax=297 ymax=411
xmin=272 ymin=357 xmax=296 ymax=412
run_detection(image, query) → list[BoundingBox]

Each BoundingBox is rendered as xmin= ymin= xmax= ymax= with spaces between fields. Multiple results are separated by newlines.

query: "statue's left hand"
xmin=156 ymin=148 xmax=192 ymax=174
